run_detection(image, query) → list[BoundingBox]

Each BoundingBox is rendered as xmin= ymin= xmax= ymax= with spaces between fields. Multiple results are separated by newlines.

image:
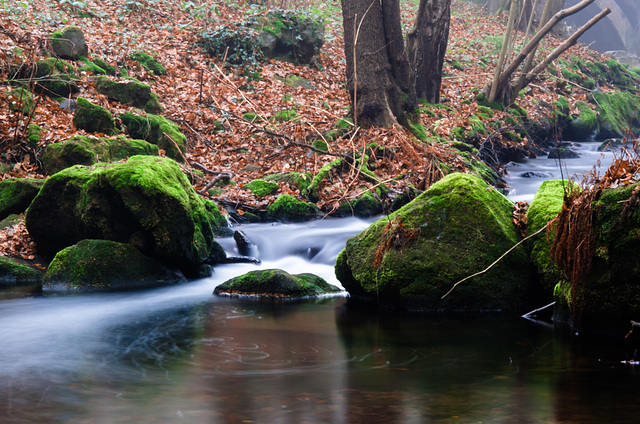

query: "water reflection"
xmin=2 ymin=293 xmax=640 ymax=423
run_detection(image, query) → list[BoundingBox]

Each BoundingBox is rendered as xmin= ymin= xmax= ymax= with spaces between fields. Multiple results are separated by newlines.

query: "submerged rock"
xmin=44 ymin=239 xmax=184 ymax=291
xmin=336 ymin=173 xmax=535 ymax=312
xmin=25 ymin=156 xmax=228 ymax=274
xmin=214 ymin=269 xmax=341 ymax=298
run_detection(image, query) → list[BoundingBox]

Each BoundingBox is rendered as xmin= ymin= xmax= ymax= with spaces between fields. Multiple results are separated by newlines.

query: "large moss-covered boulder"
xmin=336 ymin=173 xmax=534 ymax=312
xmin=214 ymin=269 xmax=340 ymax=298
xmin=526 ymin=180 xmax=576 ymax=296
xmin=0 ymin=178 xmax=45 ymax=220
xmin=120 ymin=112 xmax=186 ymax=160
xmin=0 ymin=256 xmax=43 ymax=288
xmin=51 ymin=26 xmax=88 ymax=60
xmin=93 ymin=76 xmax=162 ymax=114
xmin=590 ymin=90 xmax=640 ymax=139
xmin=44 ymin=239 xmax=184 ymax=291
xmin=266 ymin=194 xmax=320 ymax=222
xmin=72 ymin=97 xmax=117 ymax=134
xmin=554 ymin=182 xmax=640 ymax=330
xmin=41 ymin=135 xmax=159 ymax=174
xmin=25 ymin=156 xmax=228 ymax=273
xmin=565 ymin=101 xmax=599 ymax=141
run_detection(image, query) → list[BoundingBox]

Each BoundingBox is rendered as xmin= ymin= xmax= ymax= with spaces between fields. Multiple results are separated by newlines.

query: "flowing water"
xmin=2 ymin=142 xmax=639 ymax=423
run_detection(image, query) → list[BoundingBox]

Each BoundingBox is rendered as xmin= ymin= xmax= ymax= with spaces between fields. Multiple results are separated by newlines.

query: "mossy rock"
xmin=565 ymin=101 xmax=598 ymax=141
xmin=245 ymin=179 xmax=279 ymax=197
xmin=333 ymin=191 xmax=382 ymax=218
xmin=214 ymin=268 xmax=340 ymax=298
xmin=120 ymin=112 xmax=187 ymax=161
xmin=589 ymin=90 xmax=640 ymax=139
xmin=93 ymin=75 xmax=162 ymax=114
xmin=548 ymin=146 xmax=579 ymax=159
xmin=0 ymin=178 xmax=45 ymax=220
xmin=526 ymin=180 xmax=577 ymax=296
xmin=50 ymin=26 xmax=88 ymax=59
xmin=130 ymin=51 xmax=166 ymax=75
xmin=0 ymin=256 xmax=43 ymax=288
xmin=44 ymin=239 xmax=184 ymax=291
xmin=24 ymin=58 xmax=78 ymax=97
xmin=256 ymin=11 xmax=325 ymax=64
xmin=41 ymin=135 xmax=159 ymax=174
xmin=72 ymin=97 xmax=117 ymax=134
xmin=335 ymin=173 xmax=535 ymax=312
xmin=25 ymin=156 xmax=228 ymax=274
xmin=597 ymin=138 xmax=625 ymax=152
xmin=555 ymin=182 xmax=640 ymax=331
xmin=275 ymin=74 xmax=314 ymax=89
xmin=91 ymin=57 xmax=116 ymax=75
xmin=6 ymin=87 xmax=34 ymax=115
xmin=78 ymin=56 xmax=107 ymax=75
xmin=266 ymin=194 xmax=320 ymax=222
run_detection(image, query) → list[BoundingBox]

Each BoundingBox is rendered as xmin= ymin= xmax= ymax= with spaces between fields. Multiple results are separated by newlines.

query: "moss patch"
xmin=0 ymin=178 xmax=45 ymax=220
xmin=120 ymin=112 xmax=186 ymax=161
xmin=130 ymin=51 xmax=166 ymax=75
xmin=245 ymin=179 xmax=279 ymax=197
xmin=72 ymin=97 xmax=117 ymax=134
xmin=93 ymin=76 xmax=162 ymax=114
xmin=266 ymin=194 xmax=319 ymax=222
xmin=0 ymin=256 xmax=43 ymax=288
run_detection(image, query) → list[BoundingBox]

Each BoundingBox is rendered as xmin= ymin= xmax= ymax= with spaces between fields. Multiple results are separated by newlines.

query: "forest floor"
xmin=0 ymin=0 xmax=611 ymax=260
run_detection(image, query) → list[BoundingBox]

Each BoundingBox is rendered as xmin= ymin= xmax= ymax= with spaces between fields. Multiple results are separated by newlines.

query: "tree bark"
xmin=341 ymin=0 xmax=404 ymax=127
xmin=406 ymin=0 xmax=452 ymax=103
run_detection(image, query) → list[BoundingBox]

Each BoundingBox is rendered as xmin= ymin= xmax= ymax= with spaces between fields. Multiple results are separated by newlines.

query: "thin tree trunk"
xmin=382 ymin=0 xmax=413 ymax=95
xmin=487 ymin=0 xmax=598 ymax=104
xmin=488 ymin=0 xmax=519 ymax=102
xmin=406 ymin=0 xmax=452 ymax=103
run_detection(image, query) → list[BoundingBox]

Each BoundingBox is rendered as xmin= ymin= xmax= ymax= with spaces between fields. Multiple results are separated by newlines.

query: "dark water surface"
xmin=2 ymin=290 xmax=639 ymax=423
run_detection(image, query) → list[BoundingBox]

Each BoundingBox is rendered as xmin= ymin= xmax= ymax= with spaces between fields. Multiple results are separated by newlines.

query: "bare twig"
xmin=441 ymin=221 xmax=550 ymax=300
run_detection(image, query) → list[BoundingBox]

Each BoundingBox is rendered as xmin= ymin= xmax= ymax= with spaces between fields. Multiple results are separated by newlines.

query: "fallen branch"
xmin=197 ymin=172 xmax=234 ymax=195
xmin=441 ymin=221 xmax=550 ymax=300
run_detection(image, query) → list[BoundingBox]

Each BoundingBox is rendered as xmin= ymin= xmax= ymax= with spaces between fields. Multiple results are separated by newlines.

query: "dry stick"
xmin=162 ymin=132 xmax=189 ymax=164
xmin=441 ymin=222 xmax=550 ymax=300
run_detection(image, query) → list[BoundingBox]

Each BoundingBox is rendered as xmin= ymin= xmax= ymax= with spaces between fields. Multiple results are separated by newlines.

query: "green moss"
xmin=26 ymin=156 xmax=228 ymax=270
xmin=120 ymin=112 xmax=186 ymax=161
xmin=44 ymin=239 xmax=182 ymax=291
xmin=0 ymin=178 xmax=45 ymax=220
xmin=527 ymin=180 xmax=577 ymax=294
xmin=337 ymin=173 xmax=532 ymax=311
xmin=0 ymin=256 xmax=43 ymax=287
xmin=27 ymin=124 xmax=42 ymax=147
xmin=245 ymin=179 xmax=279 ymax=197
xmin=93 ymin=76 xmax=162 ymax=114
xmin=91 ymin=57 xmax=116 ymax=74
xmin=271 ymin=109 xmax=300 ymax=122
xmin=243 ymin=112 xmax=263 ymax=122
xmin=334 ymin=190 xmax=382 ymax=218
xmin=214 ymin=268 xmax=340 ymax=298
xmin=450 ymin=59 xmax=464 ymax=71
xmin=303 ymin=158 xmax=344 ymax=200
xmin=590 ymin=90 xmax=640 ymax=138
xmin=336 ymin=117 xmax=353 ymax=130
xmin=311 ymin=139 xmax=329 ymax=152
xmin=566 ymin=100 xmax=598 ymax=140
xmin=561 ymin=68 xmax=583 ymax=84
xmin=130 ymin=51 xmax=166 ymax=75
xmin=266 ymin=194 xmax=319 ymax=222
xmin=72 ymin=97 xmax=117 ymax=135
xmin=78 ymin=56 xmax=106 ymax=74
xmin=476 ymin=105 xmax=494 ymax=119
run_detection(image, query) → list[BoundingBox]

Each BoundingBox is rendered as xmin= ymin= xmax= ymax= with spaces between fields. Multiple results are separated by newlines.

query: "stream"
xmin=1 ymin=141 xmax=639 ymax=423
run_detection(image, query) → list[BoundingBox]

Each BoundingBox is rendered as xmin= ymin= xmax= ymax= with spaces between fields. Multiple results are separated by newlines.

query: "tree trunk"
xmin=341 ymin=0 xmax=451 ymax=128
xmin=406 ymin=0 xmax=452 ymax=103
xmin=341 ymin=0 xmax=404 ymax=127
